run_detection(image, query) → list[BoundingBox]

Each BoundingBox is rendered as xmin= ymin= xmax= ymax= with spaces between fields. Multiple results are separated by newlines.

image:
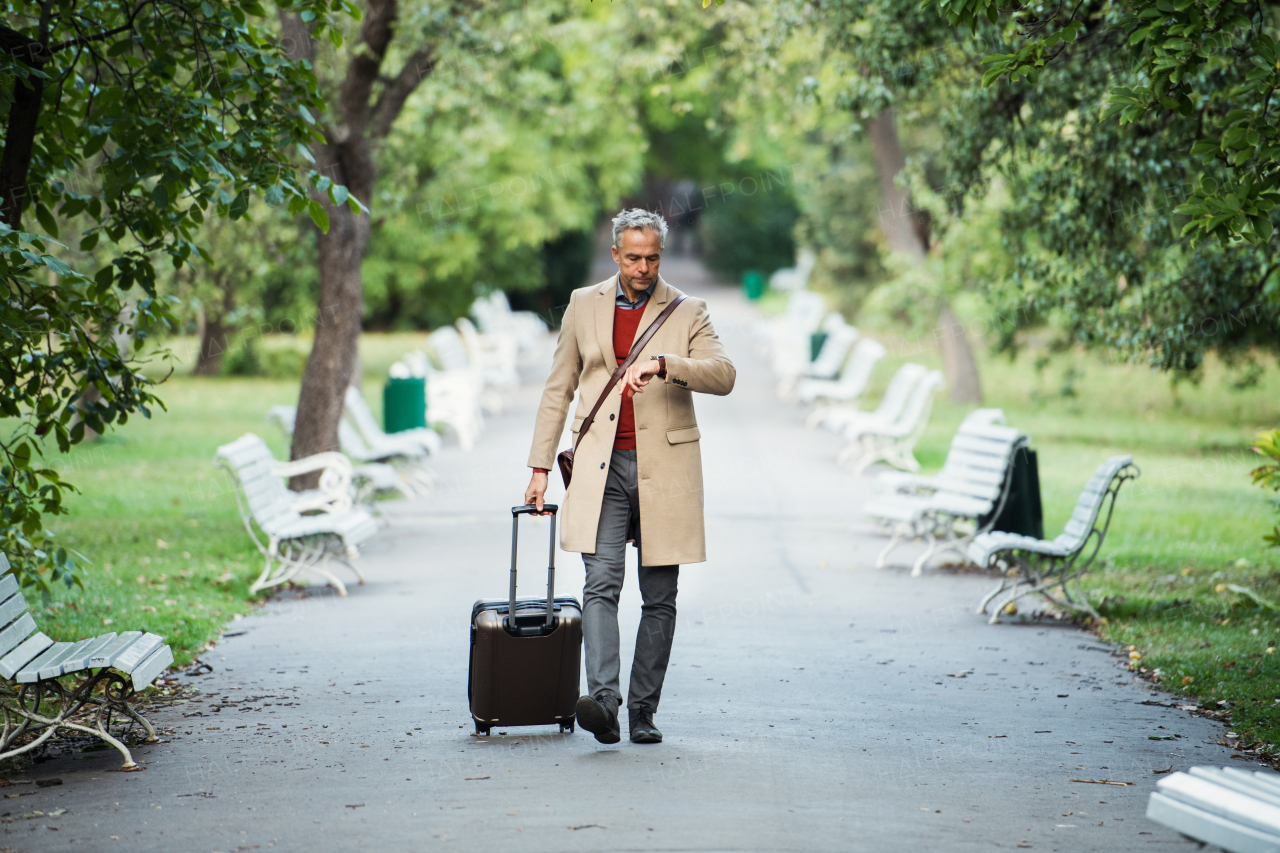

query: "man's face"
xmin=611 ymin=228 xmax=663 ymax=292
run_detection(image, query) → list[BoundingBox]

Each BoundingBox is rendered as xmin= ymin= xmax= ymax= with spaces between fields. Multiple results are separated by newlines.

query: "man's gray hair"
xmin=612 ymin=208 xmax=668 ymax=250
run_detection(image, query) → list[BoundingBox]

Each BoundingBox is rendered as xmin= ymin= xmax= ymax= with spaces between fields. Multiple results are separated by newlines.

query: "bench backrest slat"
xmin=0 ymin=612 xmax=36 ymax=659
xmin=0 ymin=632 xmax=52 ymax=679
xmin=833 ymin=339 xmax=886 ymax=392
xmin=0 ymin=588 xmax=27 ymax=632
xmin=215 ymin=434 xmax=305 ymax=529
xmin=88 ymin=631 xmax=143 ymax=668
xmin=0 ymin=573 xmax=17 ymax=604
xmin=871 ymin=364 xmax=928 ymax=423
xmin=889 ymin=371 xmax=944 ymax=435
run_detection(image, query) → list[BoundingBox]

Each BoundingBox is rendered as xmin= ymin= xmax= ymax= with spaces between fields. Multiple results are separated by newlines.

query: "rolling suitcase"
xmin=468 ymin=504 xmax=582 ymax=736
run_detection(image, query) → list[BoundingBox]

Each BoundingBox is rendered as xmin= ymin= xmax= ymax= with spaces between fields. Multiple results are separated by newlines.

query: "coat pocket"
xmin=666 ymin=426 xmax=700 ymax=444
xmin=571 ymin=415 xmax=585 ymax=434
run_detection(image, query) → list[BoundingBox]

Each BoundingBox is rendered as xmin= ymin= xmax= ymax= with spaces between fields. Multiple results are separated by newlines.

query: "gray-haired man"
xmin=524 ymin=209 xmax=735 ymax=744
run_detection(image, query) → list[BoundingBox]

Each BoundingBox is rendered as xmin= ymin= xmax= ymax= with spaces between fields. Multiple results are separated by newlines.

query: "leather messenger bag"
xmin=556 ymin=295 xmax=686 ymax=487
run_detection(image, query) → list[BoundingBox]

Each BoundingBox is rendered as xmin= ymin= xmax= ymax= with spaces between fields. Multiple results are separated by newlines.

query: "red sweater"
xmin=612 ymin=305 xmax=646 ymax=451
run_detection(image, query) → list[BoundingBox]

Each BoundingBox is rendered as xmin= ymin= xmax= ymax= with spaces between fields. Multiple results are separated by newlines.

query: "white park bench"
xmin=865 ymin=410 xmax=1029 ymax=576
xmin=428 ymin=326 xmax=504 ymax=415
xmin=761 ymin=290 xmax=827 ymax=382
xmin=456 ymin=317 xmax=521 ymax=392
xmin=471 ymin=291 xmax=548 ymax=354
xmin=265 ymin=404 xmax=423 ymax=500
xmin=0 ymin=558 xmax=173 ymax=769
xmin=798 ymin=338 xmax=886 ymax=409
xmin=214 ymin=433 xmax=379 ymax=596
xmin=778 ymin=315 xmax=858 ymax=399
xmin=769 ymin=248 xmax=816 ymax=291
xmin=969 ymin=454 xmax=1140 ymax=623
xmin=344 ymin=385 xmax=441 ymax=458
xmin=392 ymin=350 xmax=486 ymax=450
xmin=838 ymin=369 xmax=945 ymax=474
xmin=808 ymin=361 xmax=927 ymax=436
xmin=1146 ymin=766 xmax=1280 ymax=852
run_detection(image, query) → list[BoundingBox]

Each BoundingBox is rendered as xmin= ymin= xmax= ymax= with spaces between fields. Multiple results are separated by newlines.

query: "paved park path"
xmin=13 ymin=259 xmax=1242 ymax=852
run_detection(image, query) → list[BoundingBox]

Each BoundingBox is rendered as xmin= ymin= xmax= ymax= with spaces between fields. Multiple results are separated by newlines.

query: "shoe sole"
xmin=575 ymin=696 xmax=620 ymax=744
xmin=630 ymin=731 xmax=663 ymax=744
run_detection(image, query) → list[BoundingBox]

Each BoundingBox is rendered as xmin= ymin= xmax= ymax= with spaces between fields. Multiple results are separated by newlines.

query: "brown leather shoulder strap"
xmin=575 ymin=295 xmax=687 ymax=450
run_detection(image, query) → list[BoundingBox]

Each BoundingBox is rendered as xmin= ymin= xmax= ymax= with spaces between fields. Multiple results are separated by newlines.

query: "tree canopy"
xmin=0 ymin=0 xmax=355 ymax=590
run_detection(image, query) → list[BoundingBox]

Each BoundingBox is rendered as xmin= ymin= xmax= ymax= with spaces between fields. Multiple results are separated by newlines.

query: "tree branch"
xmin=371 ymin=45 xmax=436 ymax=139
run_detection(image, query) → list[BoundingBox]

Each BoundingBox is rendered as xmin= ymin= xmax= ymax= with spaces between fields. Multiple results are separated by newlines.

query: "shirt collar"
xmin=615 ymin=275 xmax=656 ymax=310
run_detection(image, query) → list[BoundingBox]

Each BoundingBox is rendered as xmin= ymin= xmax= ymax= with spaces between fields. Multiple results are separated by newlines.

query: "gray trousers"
xmin=582 ymin=449 xmax=679 ymax=714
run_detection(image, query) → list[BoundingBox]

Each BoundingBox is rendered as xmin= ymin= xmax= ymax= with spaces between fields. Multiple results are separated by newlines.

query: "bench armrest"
xmin=273 ymin=452 xmax=353 ymax=515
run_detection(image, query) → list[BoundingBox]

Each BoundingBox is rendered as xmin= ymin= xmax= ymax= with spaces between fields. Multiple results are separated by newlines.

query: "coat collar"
xmin=593 ymin=274 xmax=676 ymax=368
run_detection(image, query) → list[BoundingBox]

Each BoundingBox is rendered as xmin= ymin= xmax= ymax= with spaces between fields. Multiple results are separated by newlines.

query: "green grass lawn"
xmin=31 ymin=333 xmax=432 ymax=668
xmin=21 ymin=326 xmax=1280 ymax=756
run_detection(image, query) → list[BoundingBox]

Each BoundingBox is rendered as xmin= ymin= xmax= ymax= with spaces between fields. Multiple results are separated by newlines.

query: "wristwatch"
xmin=649 ymin=355 xmax=667 ymax=379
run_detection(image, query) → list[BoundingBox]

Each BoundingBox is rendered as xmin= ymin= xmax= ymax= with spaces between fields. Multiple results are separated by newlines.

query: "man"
xmin=524 ymin=209 xmax=735 ymax=745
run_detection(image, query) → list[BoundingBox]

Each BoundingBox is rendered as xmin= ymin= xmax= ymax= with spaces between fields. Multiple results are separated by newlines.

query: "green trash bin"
xmin=383 ymin=377 xmax=426 ymax=434
xmin=809 ymin=331 xmax=828 ymax=362
xmin=742 ymin=269 xmax=765 ymax=300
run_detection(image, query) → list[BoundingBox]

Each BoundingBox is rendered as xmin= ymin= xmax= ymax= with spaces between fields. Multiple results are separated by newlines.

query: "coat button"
xmin=609 ymin=414 xmax=615 ymax=421
xmin=600 ymin=462 xmax=606 ymax=469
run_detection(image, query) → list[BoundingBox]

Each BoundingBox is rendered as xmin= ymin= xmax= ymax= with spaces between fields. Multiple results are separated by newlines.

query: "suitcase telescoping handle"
xmin=509 ymin=504 xmax=558 ymax=631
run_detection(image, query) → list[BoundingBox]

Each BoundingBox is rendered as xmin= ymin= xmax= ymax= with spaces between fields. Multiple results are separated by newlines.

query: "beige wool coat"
xmin=527 ymin=275 xmax=735 ymax=566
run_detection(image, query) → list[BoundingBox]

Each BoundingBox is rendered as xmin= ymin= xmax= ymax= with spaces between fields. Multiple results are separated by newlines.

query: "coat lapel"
xmin=593 ymin=276 xmax=617 ymax=371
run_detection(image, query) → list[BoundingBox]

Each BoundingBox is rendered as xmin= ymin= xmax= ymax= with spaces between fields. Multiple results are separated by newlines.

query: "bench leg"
xmin=911 ymin=531 xmax=938 ymax=577
xmin=875 ymin=523 xmax=909 ymax=569
xmin=308 ymin=555 xmax=349 ymax=597
xmin=977 ymin=576 xmax=1009 ymax=616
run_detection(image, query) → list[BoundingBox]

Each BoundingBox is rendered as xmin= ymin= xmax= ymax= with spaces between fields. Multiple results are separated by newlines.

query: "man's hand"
xmin=619 ymin=358 xmax=662 ymax=396
xmin=524 ymin=469 xmax=549 ymax=513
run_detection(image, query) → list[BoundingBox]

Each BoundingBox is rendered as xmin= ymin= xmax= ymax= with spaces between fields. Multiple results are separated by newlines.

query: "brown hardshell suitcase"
xmin=468 ymin=504 xmax=582 ymax=735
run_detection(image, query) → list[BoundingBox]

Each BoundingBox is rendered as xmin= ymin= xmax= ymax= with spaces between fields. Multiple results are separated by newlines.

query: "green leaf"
xmin=307 ymin=199 xmax=330 ymax=233
xmin=331 ymin=184 xmax=349 ymax=207
xmin=264 ymin=184 xmax=285 ymax=207
xmin=13 ymin=443 xmax=31 ymax=470
xmin=34 ymin=204 xmax=58 ymax=239
xmin=79 ymin=232 xmax=99 ymax=251
xmin=229 ymin=190 xmax=250 ymax=220
xmin=151 ymin=183 xmax=169 ymax=209
xmin=1254 ymin=214 xmax=1273 ymax=242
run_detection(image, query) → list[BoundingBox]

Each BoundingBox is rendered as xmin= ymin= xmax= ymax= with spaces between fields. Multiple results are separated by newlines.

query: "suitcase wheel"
xmin=560 ymin=718 xmax=575 ymax=734
xmin=475 ymin=722 xmax=490 ymax=736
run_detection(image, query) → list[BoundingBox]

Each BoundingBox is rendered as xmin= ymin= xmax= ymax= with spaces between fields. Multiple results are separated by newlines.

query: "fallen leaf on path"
xmin=345 ymin=804 xmax=364 ymax=809
xmin=1068 ymin=778 xmax=1131 ymax=786
xmin=34 ymin=779 xmax=61 ymax=788
xmin=946 ymin=670 xmax=972 ymax=678
xmin=568 ymin=824 xmax=607 ymax=830
xmin=464 ymin=777 xmax=490 ymax=781
xmin=1153 ymin=767 xmax=1173 ymax=774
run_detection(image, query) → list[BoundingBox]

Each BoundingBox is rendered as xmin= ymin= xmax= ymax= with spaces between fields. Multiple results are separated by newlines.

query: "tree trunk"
xmin=868 ymin=109 xmax=982 ymax=404
xmin=0 ymin=27 xmax=50 ymax=228
xmin=280 ymin=3 xmax=437 ymax=489
xmin=194 ymin=307 xmax=230 ymax=376
xmin=289 ymin=196 xmax=370 ymax=481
